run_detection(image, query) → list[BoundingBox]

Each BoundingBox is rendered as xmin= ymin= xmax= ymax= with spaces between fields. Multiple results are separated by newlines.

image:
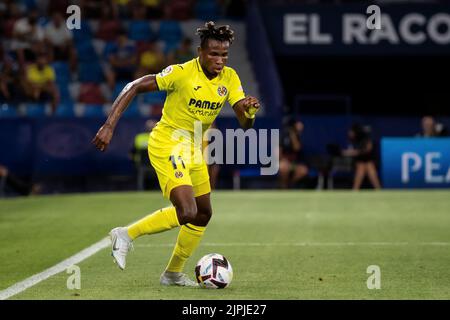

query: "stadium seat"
xmin=112 ymin=81 xmax=129 ymax=100
xmin=142 ymin=91 xmax=166 ymax=105
xmin=75 ymin=41 xmax=98 ymax=62
xmin=54 ymin=103 xmax=75 ymax=117
xmin=102 ymin=41 xmax=117 ymax=60
xmin=78 ymin=83 xmax=105 ymax=105
xmin=83 ymin=104 xmax=105 ymax=118
xmin=25 ymin=103 xmax=47 ymax=117
xmin=78 ymin=62 xmax=104 ymax=83
xmin=158 ymin=21 xmax=182 ymax=53
xmin=195 ymin=0 xmax=220 ymax=21
xmin=128 ymin=21 xmax=156 ymax=42
xmin=0 ymin=103 xmax=19 ymax=118
xmin=92 ymin=39 xmax=106 ymax=58
xmin=169 ymin=0 xmax=194 ymax=20
xmin=122 ymin=100 xmax=140 ymax=118
xmin=57 ymin=83 xmax=73 ymax=104
xmin=72 ymin=20 xmax=93 ymax=44
xmin=51 ymin=61 xmax=71 ymax=84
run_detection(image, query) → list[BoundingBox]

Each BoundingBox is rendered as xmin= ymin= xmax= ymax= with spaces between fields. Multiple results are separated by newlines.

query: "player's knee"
xmin=196 ymin=207 xmax=212 ymax=226
xmin=279 ymin=160 xmax=289 ymax=174
xmin=176 ymin=203 xmax=198 ymax=225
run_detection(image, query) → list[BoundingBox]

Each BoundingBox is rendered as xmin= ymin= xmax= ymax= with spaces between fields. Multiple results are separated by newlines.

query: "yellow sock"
xmin=166 ymin=223 xmax=206 ymax=273
xmin=127 ymin=206 xmax=180 ymax=240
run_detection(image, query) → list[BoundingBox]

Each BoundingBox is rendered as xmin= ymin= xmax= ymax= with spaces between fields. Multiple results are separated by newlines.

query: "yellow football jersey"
xmin=155 ymin=58 xmax=245 ymax=134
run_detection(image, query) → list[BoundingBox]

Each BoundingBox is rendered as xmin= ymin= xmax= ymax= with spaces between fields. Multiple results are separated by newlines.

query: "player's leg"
xmin=352 ymin=162 xmax=366 ymax=190
xmin=109 ymin=145 xmax=192 ymax=270
xmin=366 ymin=161 xmax=382 ymax=190
xmin=279 ymin=157 xmax=291 ymax=189
xmin=161 ymin=164 xmax=211 ymax=286
xmin=291 ymin=163 xmax=309 ymax=186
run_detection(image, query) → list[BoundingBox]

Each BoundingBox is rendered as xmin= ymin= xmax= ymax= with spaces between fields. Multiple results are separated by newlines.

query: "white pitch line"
xmin=0 ymin=237 xmax=110 ymax=300
xmin=136 ymin=242 xmax=450 ymax=247
xmin=2 ymin=239 xmax=449 ymax=300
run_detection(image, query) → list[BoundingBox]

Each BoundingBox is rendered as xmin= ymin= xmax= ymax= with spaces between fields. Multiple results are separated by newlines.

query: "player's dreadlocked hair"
xmin=196 ymin=21 xmax=235 ymax=48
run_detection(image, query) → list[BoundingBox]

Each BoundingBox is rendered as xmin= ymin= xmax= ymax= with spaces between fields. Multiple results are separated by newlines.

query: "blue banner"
xmin=382 ymin=138 xmax=450 ymax=188
xmin=260 ymin=4 xmax=450 ymax=55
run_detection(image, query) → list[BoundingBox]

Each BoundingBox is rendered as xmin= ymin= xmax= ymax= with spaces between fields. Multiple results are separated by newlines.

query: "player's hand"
xmin=242 ymin=96 xmax=260 ymax=118
xmin=92 ymin=123 xmax=114 ymax=152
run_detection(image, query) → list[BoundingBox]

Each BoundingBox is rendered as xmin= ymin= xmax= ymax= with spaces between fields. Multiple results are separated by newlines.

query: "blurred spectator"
xmin=10 ymin=9 xmax=45 ymax=66
xmin=279 ymin=118 xmax=309 ymax=188
xmin=416 ymin=116 xmax=448 ymax=137
xmin=112 ymin=0 xmax=132 ymax=19
xmin=135 ymin=41 xmax=165 ymax=78
xmin=2 ymin=2 xmax=22 ymax=39
xmin=204 ymin=122 xmax=221 ymax=190
xmin=104 ymin=30 xmax=137 ymax=90
xmin=342 ymin=124 xmax=381 ymax=190
xmin=0 ymin=164 xmax=41 ymax=197
xmin=0 ymin=46 xmax=21 ymax=103
xmin=167 ymin=37 xmax=195 ymax=65
xmin=130 ymin=119 xmax=157 ymax=190
xmin=24 ymin=53 xmax=59 ymax=114
xmin=141 ymin=0 xmax=163 ymax=19
xmin=79 ymin=0 xmax=106 ymax=18
xmin=96 ymin=3 xmax=122 ymax=42
xmin=44 ymin=11 xmax=77 ymax=70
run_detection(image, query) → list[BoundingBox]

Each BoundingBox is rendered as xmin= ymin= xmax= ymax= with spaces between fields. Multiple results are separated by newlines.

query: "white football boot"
xmin=109 ymin=227 xmax=133 ymax=270
xmin=160 ymin=271 xmax=198 ymax=287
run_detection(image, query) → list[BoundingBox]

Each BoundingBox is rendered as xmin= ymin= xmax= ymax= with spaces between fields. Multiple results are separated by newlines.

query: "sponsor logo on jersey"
xmin=175 ymin=171 xmax=183 ymax=178
xmin=159 ymin=65 xmax=173 ymax=77
xmin=217 ymin=85 xmax=227 ymax=97
xmin=188 ymin=98 xmax=222 ymax=110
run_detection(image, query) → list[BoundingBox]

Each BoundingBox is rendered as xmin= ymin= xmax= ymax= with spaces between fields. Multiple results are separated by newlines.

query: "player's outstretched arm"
xmin=232 ymin=96 xmax=260 ymax=130
xmin=92 ymin=75 xmax=158 ymax=152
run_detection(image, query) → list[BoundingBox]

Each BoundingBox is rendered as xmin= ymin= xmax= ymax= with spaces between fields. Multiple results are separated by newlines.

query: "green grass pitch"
xmin=1 ymin=191 xmax=449 ymax=299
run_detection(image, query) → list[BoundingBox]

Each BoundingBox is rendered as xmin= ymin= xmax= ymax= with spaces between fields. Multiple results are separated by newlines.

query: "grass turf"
xmin=0 ymin=191 xmax=449 ymax=299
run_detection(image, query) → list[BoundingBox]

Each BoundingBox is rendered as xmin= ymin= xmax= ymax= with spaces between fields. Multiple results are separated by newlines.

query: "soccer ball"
xmin=195 ymin=253 xmax=233 ymax=289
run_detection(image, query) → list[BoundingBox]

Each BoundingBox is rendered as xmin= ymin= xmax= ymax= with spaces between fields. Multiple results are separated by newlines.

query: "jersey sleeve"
xmin=155 ymin=65 xmax=185 ymax=92
xmin=227 ymin=70 xmax=246 ymax=107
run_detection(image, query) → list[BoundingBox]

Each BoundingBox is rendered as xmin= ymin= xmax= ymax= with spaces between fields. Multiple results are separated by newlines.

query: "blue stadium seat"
xmin=75 ymin=41 xmax=98 ymax=62
xmin=128 ymin=21 xmax=156 ymax=42
xmin=142 ymin=91 xmax=166 ymax=105
xmin=57 ymin=83 xmax=73 ymax=104
xmin=25 ymin=103 xmax=47 ymax=117
xmin=55 ymin=103 xmax=75 ymax=117
xmin=83 ymin=104 xmax=105 ymax=118
xmin=19 ymin=0 xmax=37 ymax=10
xmin=195 ymin=0 xmax=220 ymax=20
xmin=122 ymin=100 xmax=140 ymax=118
xmin=0 ymin=103 xmax=19 ymax=118
xmin=158 ymin=21 xmax=182 ymax=53
xmin=51 ymin=61 xmax=71 ymax=84
xmin=78 ymin=62 xmax=104 ymax=83
xmin=102 ymin=41 xmax=117 ymax=60
xmin=72 ymin=20 xmax=93 ymax=44
xmin=112 ymin=81 xmax=129 ymax=100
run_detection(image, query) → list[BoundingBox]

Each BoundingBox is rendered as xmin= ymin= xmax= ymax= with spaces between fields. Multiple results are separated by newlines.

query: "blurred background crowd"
xmin=1 ymin=0 xmax=449 ymax=196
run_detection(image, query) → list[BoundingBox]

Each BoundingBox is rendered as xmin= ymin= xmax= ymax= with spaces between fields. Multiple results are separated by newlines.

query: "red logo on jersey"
xmin=217 ymin=85 xmax=227 ymax=97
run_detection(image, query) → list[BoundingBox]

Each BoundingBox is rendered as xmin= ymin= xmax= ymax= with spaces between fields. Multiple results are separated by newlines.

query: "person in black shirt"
xmin=342 ymin=124 xmax=381 ymax=190
xmin=279 ymin=118 xmax=309 ymax=188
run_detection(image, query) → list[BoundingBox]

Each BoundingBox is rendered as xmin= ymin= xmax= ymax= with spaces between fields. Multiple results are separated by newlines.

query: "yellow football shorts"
xmin=148 ymin=124 xmax=211 ymax=199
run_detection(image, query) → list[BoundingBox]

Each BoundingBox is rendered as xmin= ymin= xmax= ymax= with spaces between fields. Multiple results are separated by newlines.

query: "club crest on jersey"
xmin=159 ymin=65 xmax=173 ymax=77
xmin=174 ymin=171 xmax=183 ymax=178
xmin=217 ymin=85 xmax=227 ymax=97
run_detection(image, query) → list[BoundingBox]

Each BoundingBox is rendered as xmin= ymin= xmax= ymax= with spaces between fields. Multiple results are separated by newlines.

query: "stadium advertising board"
xmin=260 ymin=4 xmax=450 ymax=55
xmin=382 ymin=138 xmax=450 ymax=188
